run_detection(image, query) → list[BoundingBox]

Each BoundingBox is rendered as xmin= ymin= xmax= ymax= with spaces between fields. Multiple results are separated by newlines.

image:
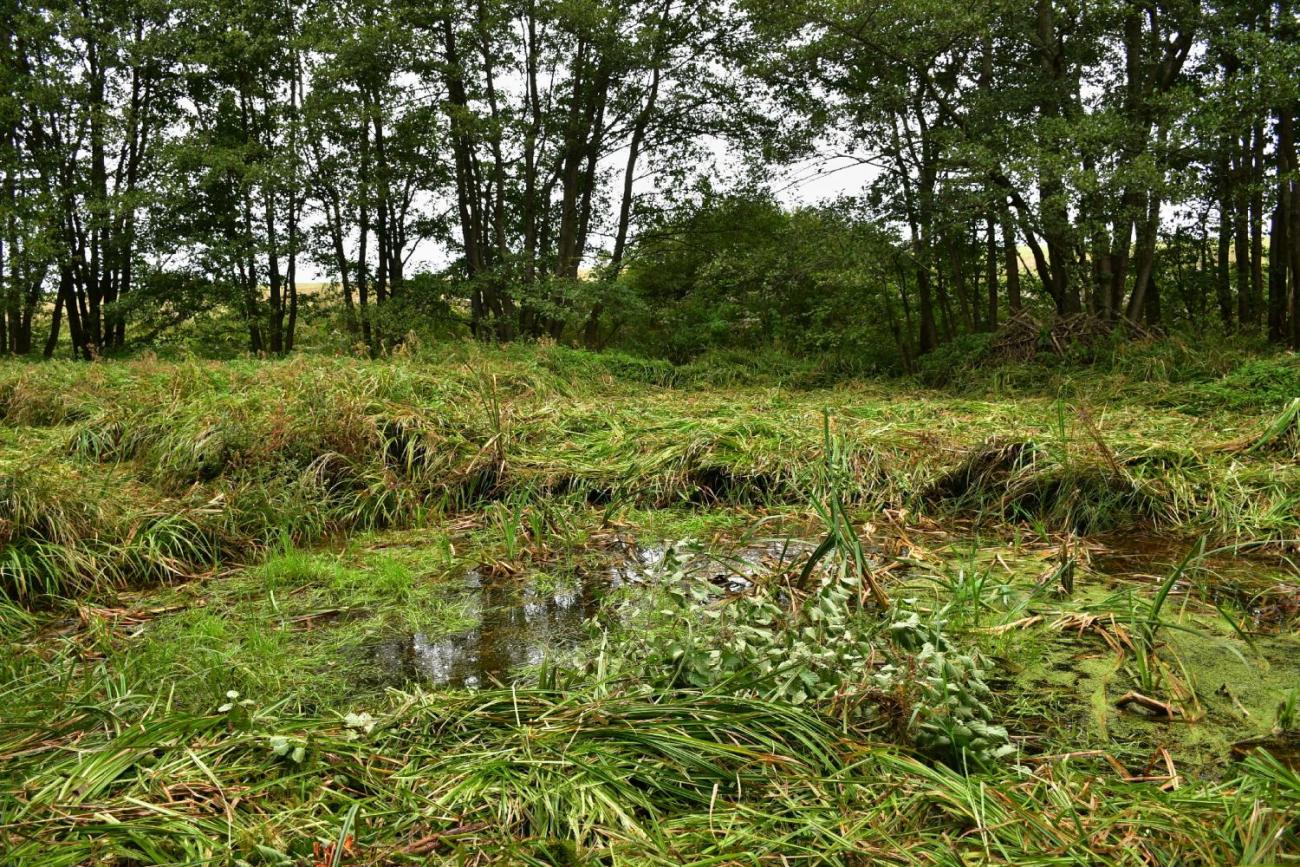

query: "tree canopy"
xmin=2 ymin=0 xmax=1298 ymax=363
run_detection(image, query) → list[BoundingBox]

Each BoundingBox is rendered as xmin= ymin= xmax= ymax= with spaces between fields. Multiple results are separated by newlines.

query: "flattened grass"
xmin=1 ymin=507 xmax=1297 ymax=863
xmin=1 ymin=344 xmax=1297 ymax=863
xmin=3 ymin=347 xmax=1297 ymax=599
xmin=2 ymin=680 xmax=1295 ymax=864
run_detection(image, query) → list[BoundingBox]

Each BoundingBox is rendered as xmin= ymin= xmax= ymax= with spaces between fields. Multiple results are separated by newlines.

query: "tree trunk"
xmin=1001 ymin=205 xmax=1021 ymax=312
xmin=1217 ymin=151 xmax=1235 ymax=327
xmin=1234 ymin=137 xmax=1253 ymax=326
xmin=358 ymin=119 xmax=372 ymax=352
xmin=265 ymin=191 xmax=284 ymax=354
xmin=1250 ymin=121 xmax=1266 ymax=327
xmin=985 ymin=213 xmax=999 ymax=329
xmin=1287 ymin=105 xmax=1300 ymax=349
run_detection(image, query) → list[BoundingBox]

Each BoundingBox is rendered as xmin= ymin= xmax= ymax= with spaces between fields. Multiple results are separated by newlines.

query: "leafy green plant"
xmin=1126 ymin=538 xmax=1205 ymax=695
xmin=622 ymin=554 xmax=1013 ymax=767
xmin=876 ymin=610 xmax=1015 ymax=767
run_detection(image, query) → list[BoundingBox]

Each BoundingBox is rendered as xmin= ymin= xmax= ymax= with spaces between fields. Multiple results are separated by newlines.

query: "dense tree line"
xmin=755 ymin=0 xmax=1300 ymax=356
xmin=2 ymin=0 xmax=1298 ymax=362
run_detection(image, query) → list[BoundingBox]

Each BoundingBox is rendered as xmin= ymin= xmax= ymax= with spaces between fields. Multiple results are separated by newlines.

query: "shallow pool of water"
xmin=361 ymin=537 xmax=821 ymax=688
xmin=365 ymin=571 xmax=600 ymax=688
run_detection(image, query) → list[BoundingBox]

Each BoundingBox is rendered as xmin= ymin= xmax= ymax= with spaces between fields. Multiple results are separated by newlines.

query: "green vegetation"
xmin=5 ymin=0 xmax=1300 ymax=364
xmin=4 ymin=0 xmax=1300 ymax=858
xmin=2 ymin=343 xmax=1298 ymax=600
xmin=1 ymin=344 xmax=1297 ymax=863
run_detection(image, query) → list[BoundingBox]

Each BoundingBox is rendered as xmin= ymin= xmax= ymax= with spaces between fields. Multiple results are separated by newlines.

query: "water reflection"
xmin=1087 ymin=536 xmax=1300 ymax=629
xmin=365 ymin=536 xmax=821 ymax=688
xmin=608 ymin=539 xmax=816 ymax=591
xmin=369 ymin=574 xmax=600 ymax=688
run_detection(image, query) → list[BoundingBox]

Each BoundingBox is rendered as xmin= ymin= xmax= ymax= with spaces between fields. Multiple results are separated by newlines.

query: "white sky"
xmin=295 ymin=142 xmax=881 ymax=284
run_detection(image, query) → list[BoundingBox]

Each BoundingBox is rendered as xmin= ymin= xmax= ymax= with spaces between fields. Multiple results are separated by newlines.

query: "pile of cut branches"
xmin=988 ymin=310 xmax=1141 ymax=361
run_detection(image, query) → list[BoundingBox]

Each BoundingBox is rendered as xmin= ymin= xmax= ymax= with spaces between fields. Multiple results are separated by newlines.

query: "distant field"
xmin=291 ymin=280 xmax=334 ymax=296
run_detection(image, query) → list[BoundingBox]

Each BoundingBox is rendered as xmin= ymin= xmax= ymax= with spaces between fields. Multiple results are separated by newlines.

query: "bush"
xmin=914 ymin=333 xmax=994 ymax=388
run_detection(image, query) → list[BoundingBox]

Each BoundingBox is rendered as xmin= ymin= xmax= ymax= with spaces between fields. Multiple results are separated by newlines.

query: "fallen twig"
xmin=1115 ymin=691 xmax=1182 ymax=718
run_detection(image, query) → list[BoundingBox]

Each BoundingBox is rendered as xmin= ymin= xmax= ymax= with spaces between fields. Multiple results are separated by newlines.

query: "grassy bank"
xmin=2 ymin=343 xmax=1297 ymax=600
xmin=2 ymin=342 xmax=1298 ymax=864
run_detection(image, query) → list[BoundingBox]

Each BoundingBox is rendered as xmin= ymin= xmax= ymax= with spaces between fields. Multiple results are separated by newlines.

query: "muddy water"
xmin=365 ymin=538 xmax=818 ymax=688
xmin=1086 ymin=535 xmax=1300 ymax=629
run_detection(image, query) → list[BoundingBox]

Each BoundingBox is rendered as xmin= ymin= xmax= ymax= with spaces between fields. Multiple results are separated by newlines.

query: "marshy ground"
xmin=2 ymin=344 xmax=1298 ymax=864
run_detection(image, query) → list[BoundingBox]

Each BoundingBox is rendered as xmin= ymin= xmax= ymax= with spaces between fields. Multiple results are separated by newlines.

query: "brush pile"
xmin=988 ymin=310 xmax=1131 ymax=361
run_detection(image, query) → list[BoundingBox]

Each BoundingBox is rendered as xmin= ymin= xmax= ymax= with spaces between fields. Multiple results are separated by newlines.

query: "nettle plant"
xmin=630 ymin=567 xmax=1015 ymax=768
xmin=644 ymin=569 xmax=878 ymax=705
xmin=878 ymin=610 xmax=1016 ymax=767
